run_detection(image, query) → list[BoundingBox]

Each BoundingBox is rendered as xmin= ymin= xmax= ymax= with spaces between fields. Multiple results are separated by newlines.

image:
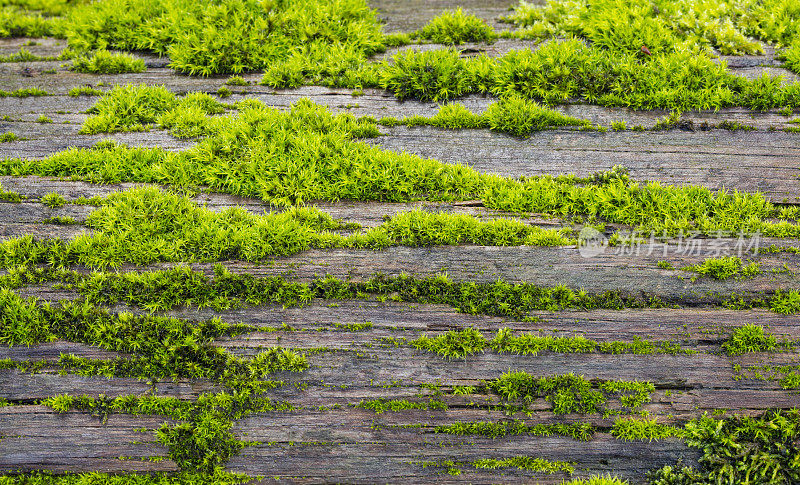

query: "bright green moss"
xmin=650 ymin=410 xmax=800 ymax=484
xmin=0 ymin=132 xmax=20 ymax=143
xmin=483 ymin=95 xmax=593 ymax=136
xmin=68 ymin=86 xmax=104 ymax=97
xmin=785 ymin=40 xmax=800 ymax=74
xmin=71 ymin=49 xmax=146 ymax=74
xmin=377 ymin=98 xmax=595 ymax=136
xmin=355 ymin=398 xmax=447 ymax=414
xmin=611 ymin=418 xmax=684 ymax=441
xmin=488 ymin=371 xmax=653 ymax=415
xmin=5 ymin=96 xmax=798 ymax=238
xmin=434 ymin=420 xmax=595 ymax=441
xmin=411 ymin=328 xmax=487 ymax=359
xmin=0 ymin=88 xmax=48 ymax=97
xmin=412 ymin=327 xmax=686 ymax=359
xmin=502 ymin=0 xmax=795 ymax=55
xmin=40 ymin=191 xmax=66 ymax=208
xmin=0 ymin=46 xmax=52 ymax=62
xmin=43 ymin=392 xmax=293 ymax=473
xmin=722 ymin=324 xmax=784 ymax=355
xmin=59 ymin=0 xmax=385 ymax=77
xmin=416 ymin=8 xmax=496 ymax=45
xmin=0 ymin=183 xmax=23 ymax=203
xmin=372 ymin=40 xmax=800 ymax=111
xmin=0 ymin=5 xmax=63 ymax=38
xmin=684 ymin=256 xmax=761 ymax=280
xmin=0 ymin=186 xmax=575 ymax=268
xmin=0 ymin=470 xmax=251 ymax=484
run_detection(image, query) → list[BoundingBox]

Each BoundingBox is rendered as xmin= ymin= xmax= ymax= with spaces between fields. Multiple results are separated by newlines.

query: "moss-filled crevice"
xmin=4 ymin=95 xmax=799 ymax=239
xmin=411 ymin=327 xmax=689 ymax=359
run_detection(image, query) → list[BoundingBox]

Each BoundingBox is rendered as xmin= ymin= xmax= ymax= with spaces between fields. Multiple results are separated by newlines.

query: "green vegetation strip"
xmin=412 ymin=327 xmax=688 ymax=359
xmin=422 ymin=456 xmax=575 ymax=477
xmin=4 ymin=90 xmax=800 ymax=241
xmin=0 ymin=185 xmax=572 ymax=269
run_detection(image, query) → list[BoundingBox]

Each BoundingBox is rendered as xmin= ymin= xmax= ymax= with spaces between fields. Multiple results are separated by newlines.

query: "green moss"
xmin=734 ymin=364 xmax=800 ymax=390
xmin=721 ymin=324 xmax=791 ymax=355
xmin=72 ymin=49 xmax=146 ymax=74
xmin=0 ymin=46 xmax=54 ymax=62
xmin=224 ymin=75 xmax=249 ymax=86
xmin=372 ymin=40 xmax=800 ymax=111
xmin=378 ymin=98 xmax=595 ymax=136
xmin=423 ymin=456 xmax=574 ymax=476
xmin=488 ymin=371 xmax=653 ymax=415
xmin=433 ymin=420 xmax=595 ymax=441
xmin=412 ymin=328 xmax=487 ymax=359
xmin=412 ymin=327 xmax=686 ymax=359
xmin=42 ymin=216 xmax=79 ymax=225
xmin=483 ymin=95 xmax=593 ymax=136
xmin=0 ymin=187 xmax=576 ymax=268
xmin=718 ymin=120 xmax=757 ymax=131
xmin=0 ymin=471 xmax=251 ymax=484
xmin=0 ymin=132 xmax=20 ymax=143
xmin=68 ymin=86 xmax=104 ymax=97
xmin=43 ymin=392 xmax=293 ymax=473
xmin=610 ymin=418 xmax=684 ymax=441
xmin=416 ymin=8 xmax=496 ymax=45
xmin=0 ymin=183 xmax=23 ymax=202
xmin=0 ymin=87 xmax=48 ymax=97
xmin=5 ymin=96 xmax=796 ymax=239
xmin=683 ymin=256 xmax=761 ymax=280
xmin=40 ymin=191 xmax=66 ymax=208
xmin=355 ymin=398 xmax=447 ymax=414
xmin=650 ymin=410 xmax=800 ymax=484
xmin=79 ymin=84 xmax=176 ymax=134
xmin=501 ymin=0 xmax=793 ymax=56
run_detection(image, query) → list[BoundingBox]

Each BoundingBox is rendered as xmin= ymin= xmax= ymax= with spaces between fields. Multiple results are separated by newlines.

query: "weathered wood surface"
xmin=2 ymin=1 xmax=800 ymax=482
xmin=0 ymin=406 xmax=177 ymax=472
xmin=230 ymin=434 xmax=696 ymax=483
xmin=371 ymin=126 xmax=800 ymax=202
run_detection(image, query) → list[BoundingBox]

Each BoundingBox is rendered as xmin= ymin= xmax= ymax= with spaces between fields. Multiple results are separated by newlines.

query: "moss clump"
xmin=684 ymin=256 xmax=761 ymax=280
xmin=68 ymin=86 xmax=104 ymax=97
xmin=610 ymin=418 xmax=684 ymax=441
xmin=373 ymin=40 xmax=800 ymax=111
xmin=416 ymin=8 xmax=496 ymax=45
xmin=377 ymin=98 xmax=596 ymax=136
xmin=0 ymin=88 xmax=48 ymax=97
xmin=483 ymin=95 xmax=592 ymax=136
xmin=59 ymin=0 xmax=385 ymax=77
xmin=412 ymin=327 xmax=686 ymax=359
xmin=488 ymin=371 xmax=653 ymax=415
xmin=422 ymin=456 xmax=574 ymax=476
xmin=721 ymin=324 xmax=791 ymax=355
xmin=43 ymin=393 xmax=293 ymax=473
xmin=0 ymin=470 xmax=251 ymax=484
xmin=355 ymin=398 xmax=447 ymax=414
xmin=0 ymin=132 xmax=20 ymax=143
xmin=434 ymin=420 xmax=595 ymax=441
xmin=650 ymin=410 xmax=800 ymax=484
xmin=501 ymin=0 xmax=795 ymax=56
xmin=0 ymin=183 xmax=23 ymax=202
xmin=72 ymin=49 xmax=146 ymax=74
xmin=0 ymin=287 xmax=306 ymax=386
xmin=412 ymin=328 xmax=487 ymax=359
xmin=6 ymin=96 xmax=800 ymax=239
xmin=0 ymin=187 xmax=574 ymax=268
xmin=40 ymin=191 xmax=66 ymax=209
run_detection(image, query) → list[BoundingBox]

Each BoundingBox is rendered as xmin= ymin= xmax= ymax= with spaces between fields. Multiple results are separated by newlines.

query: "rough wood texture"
xmin=371 ymin=126 xmax=800 ymax=203
xmin=2 ymin=1 xmax=800 ymax=481
xmin=0 ymin=406 xmax=177 ymax=472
